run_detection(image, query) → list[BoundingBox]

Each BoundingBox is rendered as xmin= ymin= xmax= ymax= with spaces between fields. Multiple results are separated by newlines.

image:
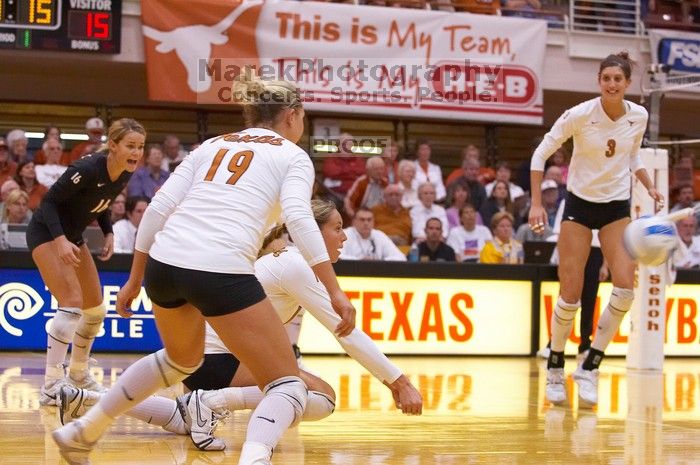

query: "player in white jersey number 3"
xmin=52 ymin=69 xmax=357 ymax=465
xmin=529 ymin=52 xmax=664 ymax=407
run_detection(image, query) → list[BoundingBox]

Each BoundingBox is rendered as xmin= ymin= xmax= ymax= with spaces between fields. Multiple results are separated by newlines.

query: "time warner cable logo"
xmin=0 ymin=283 xmax=44 ymax=337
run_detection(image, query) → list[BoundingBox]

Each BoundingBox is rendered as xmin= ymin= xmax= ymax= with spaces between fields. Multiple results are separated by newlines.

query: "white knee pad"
xmin=49 ymin=307 xmax=82 ymax=344
xmin=553 ymin=297 xmax=581 ymax=323
xmin=609 ymin=287 xmax=634 ymax=314
xmin=75 ymin=304 xmax=107 ymax=340
xmin=303 ymin=390 xmax=335 ymax=421
xmin=156 ymin=349 xmax=203 ymax=387
xmin=263 ymin=376 xmax=308 ymax=426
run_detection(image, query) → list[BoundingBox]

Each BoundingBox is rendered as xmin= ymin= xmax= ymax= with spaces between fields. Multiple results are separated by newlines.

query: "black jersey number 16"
xmin=204 ymin=149 xmax=254 ymax=185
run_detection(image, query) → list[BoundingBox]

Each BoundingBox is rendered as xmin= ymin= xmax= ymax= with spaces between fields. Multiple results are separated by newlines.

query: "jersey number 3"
xmin=605 ymin=139 xmax=616 ymax=158
xmin=204 ymin=149 xmax=254 ymax=185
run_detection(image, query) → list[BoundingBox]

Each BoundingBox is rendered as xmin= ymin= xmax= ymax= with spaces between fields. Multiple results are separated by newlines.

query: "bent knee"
xmin=301 ymin=372 xmax=335 ymax=401
xmin=264 ymin=376 xmax=308 ymax=425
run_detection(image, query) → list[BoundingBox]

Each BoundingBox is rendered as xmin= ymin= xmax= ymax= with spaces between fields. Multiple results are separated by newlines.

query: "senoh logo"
xmin=0 ymin=283 xmax=44 ymax=337
xmin=658 ymin=38 xmax=700 ymax=73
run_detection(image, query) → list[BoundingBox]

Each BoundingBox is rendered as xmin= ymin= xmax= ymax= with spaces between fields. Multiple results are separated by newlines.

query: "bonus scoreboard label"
xmin=0 ymin=0 xmax=122 ymax=53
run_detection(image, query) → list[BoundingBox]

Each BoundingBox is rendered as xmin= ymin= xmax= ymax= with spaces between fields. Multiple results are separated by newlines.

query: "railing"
xmin=569 ymin=0 xmax=641 ymax=35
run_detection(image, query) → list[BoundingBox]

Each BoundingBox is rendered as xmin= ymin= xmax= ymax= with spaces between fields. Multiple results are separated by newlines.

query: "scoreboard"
xmin=0 ymin=0 xmax=121 ymax=53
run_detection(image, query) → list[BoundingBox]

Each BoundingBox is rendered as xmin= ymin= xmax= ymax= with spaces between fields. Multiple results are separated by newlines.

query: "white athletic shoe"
xmin=546 ymin=368 xmax=567 ymax=405
xmin=176 ymin=390 xmax=229 ymax=451
xmin=68 ymin=370 xmax=106 ymax=393
xmin=52 ymin=420 xmax=95 ymax=465
xmin=40 ymin=378 xmax=67 ymax=406
xmin=57 ymin=386 xmax=101 ymax=425
xmin=536 ymin=346 xmax=551 ymax=359
xmin=573 ymin=366 xmax=599 ymax=407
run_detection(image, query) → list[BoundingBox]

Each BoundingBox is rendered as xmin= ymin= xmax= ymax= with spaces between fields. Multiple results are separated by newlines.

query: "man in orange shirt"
xmin=372 ymin=184 xmax=412 ymax=246
xmin=62 ymin=117 xmax=105 ymax=166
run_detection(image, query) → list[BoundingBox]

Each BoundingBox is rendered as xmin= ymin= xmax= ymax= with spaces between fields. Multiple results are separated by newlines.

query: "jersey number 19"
xmin=204 ymin=149 xmax=254 ymax=185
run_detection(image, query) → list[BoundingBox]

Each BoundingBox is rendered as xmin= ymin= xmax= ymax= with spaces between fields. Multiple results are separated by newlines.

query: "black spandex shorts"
xmin=144 ymin=257 xmax=266 ymax=317
xmin=182 ymin=353 xmax=241 ymax=391
xmin=562 ymin=192 xmax=630 ymax=230
xmin=26 ymin=221 xmax=84 ymax=252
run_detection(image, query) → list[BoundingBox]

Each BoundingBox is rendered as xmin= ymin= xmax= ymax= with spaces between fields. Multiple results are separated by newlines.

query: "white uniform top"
xmin=136 ymin=128 xmax=329 ymax=273
xmin=531 ymin=97 xmax=648 ymax=203
xmin=340 ymin=227 xmax=407 ymax=261
xmin=205 ymin=246 xmax=402 ymax=383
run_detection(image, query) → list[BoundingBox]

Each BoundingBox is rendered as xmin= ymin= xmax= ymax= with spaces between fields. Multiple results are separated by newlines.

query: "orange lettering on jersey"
xmin=214 ymin=132 xmax=284 ymax=146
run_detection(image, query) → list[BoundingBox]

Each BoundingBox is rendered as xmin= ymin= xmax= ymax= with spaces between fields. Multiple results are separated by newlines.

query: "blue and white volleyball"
xmin=623 ymin=216 xmax=679 ymax=266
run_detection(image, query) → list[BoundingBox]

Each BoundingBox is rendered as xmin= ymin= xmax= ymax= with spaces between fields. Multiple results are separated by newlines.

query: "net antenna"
xmin=642 ymin=63 xmax=700 ymax=146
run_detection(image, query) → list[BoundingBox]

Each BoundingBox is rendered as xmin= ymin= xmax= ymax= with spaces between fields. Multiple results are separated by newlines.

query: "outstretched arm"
xmin=281 ymin=257 xmax=422 ymax=414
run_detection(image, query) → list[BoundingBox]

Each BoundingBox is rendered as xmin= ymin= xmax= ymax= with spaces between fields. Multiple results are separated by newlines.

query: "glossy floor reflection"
xmin=0 ymin=353 xmax=699 ymax=464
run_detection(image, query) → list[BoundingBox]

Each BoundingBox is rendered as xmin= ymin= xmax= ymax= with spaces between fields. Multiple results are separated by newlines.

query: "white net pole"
xmin=627 ymin=148 xmax=668 ymax=371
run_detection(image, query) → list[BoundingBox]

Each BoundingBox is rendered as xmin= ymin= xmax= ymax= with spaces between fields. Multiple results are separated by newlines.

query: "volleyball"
xmin=623 ymin=215 xmax=679 ymax=266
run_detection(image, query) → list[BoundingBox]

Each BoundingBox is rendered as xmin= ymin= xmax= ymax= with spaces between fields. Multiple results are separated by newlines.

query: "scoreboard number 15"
xmin=29 ymin=0 xmax=53 ymax=24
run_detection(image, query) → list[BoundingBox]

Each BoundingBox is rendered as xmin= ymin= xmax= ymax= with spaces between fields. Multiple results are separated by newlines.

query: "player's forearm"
xmin=127 ymin=250 xmax=149 ymax=284
xmin=311 ymin=261 xmax=342 ymax=294
xmin=530 ymin=170 xmax=544 ymax=206
xmin=634 ymin=168 xmax=654 ymax=192
xmin=336 ymin=328 xmax=402 ymax=383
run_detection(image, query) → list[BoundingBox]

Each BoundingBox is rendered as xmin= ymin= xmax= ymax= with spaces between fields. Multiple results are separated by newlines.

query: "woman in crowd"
xmin=479 ymin=211 xmax=523 ymax=264
xmin=479 ymin=180 xmax=515 ymax=229
xmin=15 ymin=160 xmax=48 ymax=210
xmin=1 ymin=189 xmax=31 ymax=224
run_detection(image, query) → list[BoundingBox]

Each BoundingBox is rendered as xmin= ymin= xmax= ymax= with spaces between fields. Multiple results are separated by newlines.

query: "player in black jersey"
xmin=27 ymin=118 xmax=146 ymax=406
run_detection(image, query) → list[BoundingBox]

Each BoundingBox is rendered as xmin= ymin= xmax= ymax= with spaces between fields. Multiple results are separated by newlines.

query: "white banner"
xmin=142 ymin=0 xmax=547 ymax=124
xmin=256 ymin=2 xmax=546 ymax=124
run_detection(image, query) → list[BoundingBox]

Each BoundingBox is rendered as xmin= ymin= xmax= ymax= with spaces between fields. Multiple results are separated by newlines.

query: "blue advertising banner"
xmin=0 ymin=268 xmax=162 ymax=352
xmin=649 ymin=29 xmax=700 ymax=94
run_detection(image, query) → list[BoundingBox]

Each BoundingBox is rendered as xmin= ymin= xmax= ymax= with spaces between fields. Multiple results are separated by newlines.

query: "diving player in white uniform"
xmin=57 ymin=200 xmax=422 ymax=451
xmin=529 ymin=51 xmax=664 ymax=407
xmin=52 ymin=70 xmax=356 ymax=465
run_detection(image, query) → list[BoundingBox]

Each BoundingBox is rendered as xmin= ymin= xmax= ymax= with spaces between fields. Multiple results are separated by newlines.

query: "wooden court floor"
xmin=0 ymin=353 xmax=699 ymax=465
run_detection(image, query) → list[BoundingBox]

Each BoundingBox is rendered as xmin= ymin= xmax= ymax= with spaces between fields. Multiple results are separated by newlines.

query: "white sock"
xmin=550 ymin=297 xmax=580 ymax=352
xmin=80 ymin=350 xmax=200 ymax=442
xmin=244 ymin=376 xmax=307 ymax=449
xmin=203 ymin=386 xmax=332 ymax=421
xmin=202 ymin=385 xmax=263 ymax=411
xmin=126 ymin=395 xmax=181 ymax=430
xmin=69 ymin=304 xmax=106 ymax=374
xmin=592 ymin=287 xmax=634 ymax=352
xmin=45 ymin=307 xmax=81 ymax=382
